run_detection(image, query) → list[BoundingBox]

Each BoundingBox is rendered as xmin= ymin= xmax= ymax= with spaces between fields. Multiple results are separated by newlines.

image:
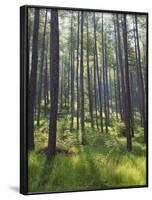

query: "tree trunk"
xmin=86 ymin=14 xmax=94 ymax=128
xmin=67 ymin=51 xmax=70 ymax=111
xmin=122 ymin=14 xmax=132 ymax=150
xmin=47 ymin=9 xmax=59 ymax=160
xmin=60 ymin=56 xmax=64 ymax=111
xmin=116 ymin=14 xmax=126 ymax=124
xmin=37 ymin=10 xmax=47 ymax=127
xmin=101 ymin=14 xmax=108 ymax=132
xmin=104 ymin=34 xmax=110 ymax=128
xmin=76 ymin=12 xmax=80 ymax=130
xmin=80 ymin=11 xmax=85 ymax=144
xmin=94 ymin=13 xmax=103 ymax=132
xmin=93 ymin=50 xmax=99 ymax=129
xmin=28 ymin=8 xmax=40 ymax=150
xmin=70 ymin=14 xmax=74 ymax=130
xmin=44 ymin=43 xmax=49 ymax=117
xmin=114 ymin=66 xmax=118 ymax=119
xmin=114 ymin=16 xmax=122 ymax=120
xmin=108 ymin=67 xmax=113 ymax=114
xmin=135 ymin=15 xmax=146 ymax=142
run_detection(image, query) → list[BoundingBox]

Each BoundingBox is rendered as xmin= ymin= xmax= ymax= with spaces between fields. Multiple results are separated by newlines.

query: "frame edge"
xmin=20 ymin=5 xmax=28 ymax=195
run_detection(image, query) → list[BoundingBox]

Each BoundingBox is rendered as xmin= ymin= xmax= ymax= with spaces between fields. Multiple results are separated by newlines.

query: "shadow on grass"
xmin=36 ymin=157 xmax=56 ymax=191
xmin=29 ymin=122 xmax=146 ymax=192
xmin=76 ymin=145 xmax=108 ymax=189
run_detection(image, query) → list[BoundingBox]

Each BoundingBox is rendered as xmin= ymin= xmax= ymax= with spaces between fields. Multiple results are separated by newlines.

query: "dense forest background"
xmin=27 ymin=7 xmax=147 ymax=193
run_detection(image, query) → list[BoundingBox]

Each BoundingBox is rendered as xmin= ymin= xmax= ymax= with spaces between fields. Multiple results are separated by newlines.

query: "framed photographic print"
xmin=20 ymin=5 xmax=148 ymax=195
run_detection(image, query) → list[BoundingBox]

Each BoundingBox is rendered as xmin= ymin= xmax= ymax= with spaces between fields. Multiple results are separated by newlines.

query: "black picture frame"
xmin=20 ymin=5 xmax=148 ymax=195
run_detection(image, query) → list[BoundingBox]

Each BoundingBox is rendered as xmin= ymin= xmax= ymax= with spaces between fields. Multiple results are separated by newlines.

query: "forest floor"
xmin=28 ymin=114 xmax=146 ymax=193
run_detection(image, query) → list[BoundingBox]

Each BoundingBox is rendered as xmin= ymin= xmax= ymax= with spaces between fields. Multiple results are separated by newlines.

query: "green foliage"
xmin=115 ymin=121 xmax=126 ymax=136
xmin=29 ymin=116 xmax=146 ymax=193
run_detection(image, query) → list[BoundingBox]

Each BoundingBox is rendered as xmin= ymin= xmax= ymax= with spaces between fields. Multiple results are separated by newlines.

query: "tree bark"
xmin=44 ymin=42 xmax=49 ymax=117
xmin=104 ymin=34 xmax=110 ymax=128
xmin=47 ymin=9 xmax=59 ymax=160
xmin=114 ymin=16 xmax=122 ymax=120
xmin=37 ymin=10 xmax=47 ymax=126
xmin=87 ymin=14 xmax=94 ymax=128
xmin=28 ymin=8 xmax=40 ymax=150
xmin=122 ymin=14 xmax=132 ymax=150
xmin=116 ymin=14 xmax=126 ymax=124
xmin=135 ymin=15 xmax=146 ymax=142
xmin=76 ymin=12 xmax=80 ymax=130
xmin=70 ymin=14 xmax=74 ymax=130
xmin=60 ymin=56 xmax=64 ymax=111
xmin=80 ymin=11 xmax=85 ymax=144
xmin=101 ymin=14 xmax=108 ymax=132
xmin=94 ymin=13 xmax=103 ymax=132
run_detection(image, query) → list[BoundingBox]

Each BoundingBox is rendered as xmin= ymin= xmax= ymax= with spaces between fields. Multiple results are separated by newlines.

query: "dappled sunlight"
xmin=28 ymin=117 xmax=146 ymax=192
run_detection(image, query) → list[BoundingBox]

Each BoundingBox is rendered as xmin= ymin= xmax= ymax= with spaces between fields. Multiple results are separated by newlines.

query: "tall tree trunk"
xmin=101 ymin=14 xmax=108 ymax=132
xmin=76 ymin=12 xmax=80 ymax=130
xmin=70 ymin=14 xmax=74 ymax=130
xmin=130 ymin=72 xmax=135 ymax=137
xmin=93 ymin=51 xmax=99 ymax=129
xmin=44 ymin=44 xmax=49 ymax=117
xmin=47 ymin=9 xmax=59 ymax=160
xmin=37 ymin=10 xmax=47 ymax=126
xmin=60 ymin=56 xmax=64 ymax=111
xmin=108 ymin=67 xmax=113 ymax=114
xmin=80 ymin=11 xmax=85 ymax=144
xmin=133 ymin=17 xmax=142 ymax=125
xmin=87 ymin=14 xmax=94 ymax=128
xmin=116 ymin=14 xmax=126 ymax=125
xmin=104 ymin=34 xmax=110 ymax=126
xmin=94 ymin=13 xmax=103 ymax=132
xmin=113 ymin=66 xmax=118 ymax=119
xmin=114 ymin=16 xmax=122 ymax=120
xmin=28 ymin=8 xmax=40 ymax=150
xmin=135 ymin=15 xmax=146 ymax=142
xmin=122 ymin=14 xmax=132 ymax=150
xmin=67 ymin=50 xmax=70 ymax=111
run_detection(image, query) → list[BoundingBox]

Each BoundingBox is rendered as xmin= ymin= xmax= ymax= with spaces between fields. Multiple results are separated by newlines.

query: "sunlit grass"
xmin=28 ymin=116 xmax=147 ymax=193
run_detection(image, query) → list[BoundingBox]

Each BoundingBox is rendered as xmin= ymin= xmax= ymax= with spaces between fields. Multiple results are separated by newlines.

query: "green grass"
xmin=28 ymin=116 xmax=146 ymax=193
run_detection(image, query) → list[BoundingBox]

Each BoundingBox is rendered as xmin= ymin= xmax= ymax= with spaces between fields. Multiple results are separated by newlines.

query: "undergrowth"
xmin=28 ymin=116 xmax=146 ymax=193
